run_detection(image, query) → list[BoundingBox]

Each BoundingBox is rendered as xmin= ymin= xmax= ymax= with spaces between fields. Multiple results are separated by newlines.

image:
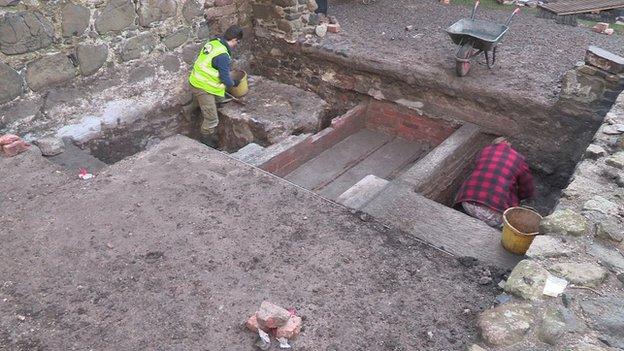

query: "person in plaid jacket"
xmin=454 ymin=137 xmax=535 ymax=227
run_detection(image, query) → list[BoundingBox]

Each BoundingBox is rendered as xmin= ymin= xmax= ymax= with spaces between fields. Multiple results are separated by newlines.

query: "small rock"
xmin=603 ymin=125 xmax=624 ymax=135
xmin=477 ymin=302 xmax=533 ymax=347
xmin=494 ymin=293 xmax=512 ymax=306
xmin=539 ymin=209 xmax=588 ymax=236
xmin=245 ymin=314 xmax=259 ymax=333
xmin=34 ymin=136 xmax=64 ymax=156
xmin=525 ymin=235 xmax=573 ymax=259
xmin=327 ymin=23 xmax=341 ymax=33
xmin=561 ymin=293 xmax=571 ymax=307
xmin=606 ymin=152 xmax=624 ymax=169
xmin=596 ymin=217 xmax=624 ymax=242
xmin=585 ymin=144 xmax=607 ymax=159
xmin=315 ymin=24 xmax=327 ymax=37
xmin=467 ymin=345 xmax=486 ymax=351
xmin=504 ymin=260 xmax=549 ymax=301
xmin=256 ymin=301 xmax=291 ymax=329
xmin=549 ymin=262 xmax=608 ymax=288
xmin=583 ymin=195 xmax=619 ymax=215
xmin=479 ymin=276 xmax=492 ymax=285
xmin=405 ymin=25 xmax=414 ymax=31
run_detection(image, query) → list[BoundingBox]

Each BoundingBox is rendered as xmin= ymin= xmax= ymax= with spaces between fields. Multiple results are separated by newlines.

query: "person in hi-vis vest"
xmin=188 ymin=25 xmax=243 ymax=147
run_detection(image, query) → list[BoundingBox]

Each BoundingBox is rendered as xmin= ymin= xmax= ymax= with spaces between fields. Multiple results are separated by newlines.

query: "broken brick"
xmin=1 ymin=139 xmax=29 ymax=157
xmin=275 ymin=315 xmax=302 ymax=339
xmin=245 ymin=314 xmax=259 ymax=333
xmin=593 ymin=22 xmax=609 ymax=33
xmin=327 ymin=24 xmax=341 ymax=33
xmin=256 ymin=301 xmax=290 ymax=329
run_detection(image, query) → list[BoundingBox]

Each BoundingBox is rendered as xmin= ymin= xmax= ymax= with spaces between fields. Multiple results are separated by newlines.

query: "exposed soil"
xmin=329 ymin=0 xmax=624 ymax=104
xmin=0 ymin=136 xmax=502 ymax=350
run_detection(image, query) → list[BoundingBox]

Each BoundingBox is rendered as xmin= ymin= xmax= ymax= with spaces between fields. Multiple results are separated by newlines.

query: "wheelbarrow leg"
xmin=456 ymin=42 xmax=474 ymax=77
xmin=485 ymin=46 xmax=497 ymax=69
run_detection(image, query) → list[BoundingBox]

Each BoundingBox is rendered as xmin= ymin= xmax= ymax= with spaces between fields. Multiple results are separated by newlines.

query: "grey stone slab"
xmin=0 ymin=62 xmax=22 ymax=104
xmin=361 ymin=182 xmax=522 ymax=268
xmin=525 ymin=235 xmax=573 ymax=259
xmin=336 ymin=174 xmax=389 ymax=210
xmin=163 ymin=28 xmax=190 ymax=50
xmin=318 ymin=136 xmax=429 ymax=200
xmin=61 ymin=2 xmax=90 ymax=37
xmin=138 ymin=0 xmax=177 ymax=27
xmin=95 ymin=0 xmax=136 ymax=34
xmin=46 ymin=139 xmax=107 ymax=173
xmin=119 ymin=33 xmax=157 ymax=62
xmin=25 ymin=53 xmax=77 ymax=92
xmin=285 ymin=129 xmax=391 ymax=191
xmin=0 ymin=12 xmax=53 ymax=55
xmin=182 ymin=0 xmax=203 ymax=23
xmin=477 ymin=302 xmax=534 ymax=347
xmin=589 ymin=244 xmax=624 ymax=274
xmin=505 ymin=259 xmax=549 ymax=301
xmin=77 ymin=44 xmax=109 ymax=76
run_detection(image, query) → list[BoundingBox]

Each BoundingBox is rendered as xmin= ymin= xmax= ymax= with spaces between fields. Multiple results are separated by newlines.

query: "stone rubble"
xmin=474 ymin=58 xmax=624 ymax=350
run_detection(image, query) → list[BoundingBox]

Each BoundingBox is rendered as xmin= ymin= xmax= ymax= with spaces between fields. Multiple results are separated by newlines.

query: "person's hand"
xmin=233 ymin=79 xmax=240 ymax=87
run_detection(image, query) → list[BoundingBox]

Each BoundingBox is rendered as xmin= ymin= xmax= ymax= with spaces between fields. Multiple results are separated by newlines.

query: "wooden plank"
xmin=317 ymin=137 xmax=430 ymax=200
xmin=362 ymin=182 xmax=522 ymax=269
xmin=539 ymin=0 xmax=624 ymax=15
xmin=284 ymin=129 xmax=391 ymax=190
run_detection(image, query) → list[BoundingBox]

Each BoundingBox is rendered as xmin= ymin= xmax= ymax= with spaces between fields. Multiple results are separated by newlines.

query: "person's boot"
xmin=199 ymin=133 xmax=218 ymax=148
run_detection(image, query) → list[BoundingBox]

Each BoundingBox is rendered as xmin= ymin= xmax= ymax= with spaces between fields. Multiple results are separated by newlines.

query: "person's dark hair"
xmin=224 ymin=25 xmax=243 ymax=41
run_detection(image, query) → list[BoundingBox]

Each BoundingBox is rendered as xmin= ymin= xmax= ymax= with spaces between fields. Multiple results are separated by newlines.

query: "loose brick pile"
xmin=245 ymin=301 xmax=302 ymax=343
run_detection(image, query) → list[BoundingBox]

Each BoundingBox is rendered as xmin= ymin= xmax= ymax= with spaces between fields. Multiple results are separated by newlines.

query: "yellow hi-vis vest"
xmin=188 ymin=39 xmax=230 ymax=97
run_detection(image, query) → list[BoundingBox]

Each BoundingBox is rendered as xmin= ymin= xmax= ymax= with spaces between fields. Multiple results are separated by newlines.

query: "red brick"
xmin=327 ymin=24 xmax=341 ymax=33
xmin=256 ymin=301 xmax=290 ymax=329
xmin=1 ymin=140 xmax=29 ymax=157
xmin=0 ymin=134 xmax=20 ymax=145
xmin=245 ymin=314 xmax=259 ymax=333
xmin=275 ymin=315 xmax=302 ymax=339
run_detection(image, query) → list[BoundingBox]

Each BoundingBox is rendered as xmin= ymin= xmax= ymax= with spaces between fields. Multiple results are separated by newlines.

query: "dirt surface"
xmin=0 ymin=135 xmax=501 ymax=350
xmin=328 ymin=0 xmax=624 ymax=104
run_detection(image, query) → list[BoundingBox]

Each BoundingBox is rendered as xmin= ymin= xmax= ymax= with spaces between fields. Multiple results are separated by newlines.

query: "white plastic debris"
xmin=78 ymin=168 xmax=93 ymax=180
xmin=543 ymin=275 xmax=568 ymax=297
xmin=277 ymin=337 xmax=291 ymax=349
xmin=256 ymin=329 xmax=271 ymax=350
xmin=258 ymin=329 xmax=270 ymax=343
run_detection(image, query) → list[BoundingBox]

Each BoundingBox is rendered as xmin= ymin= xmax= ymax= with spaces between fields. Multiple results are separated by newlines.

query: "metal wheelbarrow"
xmin=446 ymin=1 xmax=520 ymax=76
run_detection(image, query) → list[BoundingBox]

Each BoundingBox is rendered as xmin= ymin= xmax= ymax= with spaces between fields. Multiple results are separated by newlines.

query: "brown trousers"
xmin=189 ymin=85 xmax=219 ymax=134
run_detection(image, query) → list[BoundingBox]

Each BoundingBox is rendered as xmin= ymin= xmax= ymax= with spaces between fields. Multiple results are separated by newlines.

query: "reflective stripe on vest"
xmin=188 ymin=39 xmax=230 ymax=97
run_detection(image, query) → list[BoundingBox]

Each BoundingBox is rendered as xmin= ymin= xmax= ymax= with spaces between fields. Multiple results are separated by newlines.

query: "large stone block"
xmin=95 ymin=0 xmax=136 ymax=34
xmin=537 ymin=306 xmax=579 ymax=346
xmin=539 ymin=209 xmax=588 ymax=236
xmin=61 ymin=2 xmax=90 ymax=37
xmin=162 ymin=28 xmax=190 ymax=50
xmin=138 ymin=0 xmax=177 ymax=27
xmin=182 ymin=0 xmax=203 ymax=23
xmin=25 ymin=53 xmax=77 ymax=92
xmin=0 ymin=12 xmax=53 ymax=55
xmin=0 ymin=62 xmax=22 ymax=104
xmin=205 ymin=4 xmax=237 ymax=21
xmin=76 ymin=44 xmax=108 ymax=76
xmin=504 ymin=259 xmax=549 ymax=301
xmin=477 ymin=302 xmax=534 ymax=347
xmin=560 ymin=69 xmax=605 ymax=104
xmin=549 ymin=262 xmax=608 ymax=288
xmin=586 ymin=46 xmax=624 ymax=75
xmin=119 ymin=33 xmax=156 ymax=61
xmin=580 ymin=295 xmax=624 ymax=349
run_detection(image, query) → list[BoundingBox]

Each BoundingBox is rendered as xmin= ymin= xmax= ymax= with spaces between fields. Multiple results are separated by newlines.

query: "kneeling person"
xmin=188 ymin=25 xmax=243 ymax=147
xmin=454 ymin=137 xmax=535 ymax=227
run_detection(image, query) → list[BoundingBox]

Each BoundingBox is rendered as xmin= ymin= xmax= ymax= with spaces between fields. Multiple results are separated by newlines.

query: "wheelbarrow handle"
xmin=505 ymin=7 xmax=521 ymax=26
xmin=471 ymin=0 xmax=480 ymax=19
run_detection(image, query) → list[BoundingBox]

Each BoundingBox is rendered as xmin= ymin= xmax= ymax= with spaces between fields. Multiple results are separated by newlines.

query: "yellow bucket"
xmin=227 ymin=70 xmax=248 ymax=98
xmin=501 ymin=207 xmax=542 ymax=255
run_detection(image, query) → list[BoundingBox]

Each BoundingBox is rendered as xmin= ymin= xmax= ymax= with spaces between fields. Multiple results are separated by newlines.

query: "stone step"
xmin=336 ymin=174 xmax=389 ymax=210
xmin=231 ymin=134 xmax=311 ymax=167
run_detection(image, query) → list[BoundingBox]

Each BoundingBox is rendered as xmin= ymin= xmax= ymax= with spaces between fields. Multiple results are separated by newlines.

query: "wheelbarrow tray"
xmin=446 ymin=18 xmax=509 ymax=51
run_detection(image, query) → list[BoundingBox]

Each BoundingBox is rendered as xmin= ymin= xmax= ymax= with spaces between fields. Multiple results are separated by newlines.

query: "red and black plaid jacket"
xmin=455 ymin=143 xmax=535 ymax=213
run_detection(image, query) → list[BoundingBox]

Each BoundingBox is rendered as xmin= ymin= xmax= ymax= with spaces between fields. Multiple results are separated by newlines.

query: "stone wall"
xmin=0 ymin=0 xmax=252 ymax=136
xmin=250 ymin=0 xmax=317 ymax=41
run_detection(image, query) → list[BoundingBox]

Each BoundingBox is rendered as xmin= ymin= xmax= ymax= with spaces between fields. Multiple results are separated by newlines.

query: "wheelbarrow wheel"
xmin=455 ymin=42 xmax=474 ymax=77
